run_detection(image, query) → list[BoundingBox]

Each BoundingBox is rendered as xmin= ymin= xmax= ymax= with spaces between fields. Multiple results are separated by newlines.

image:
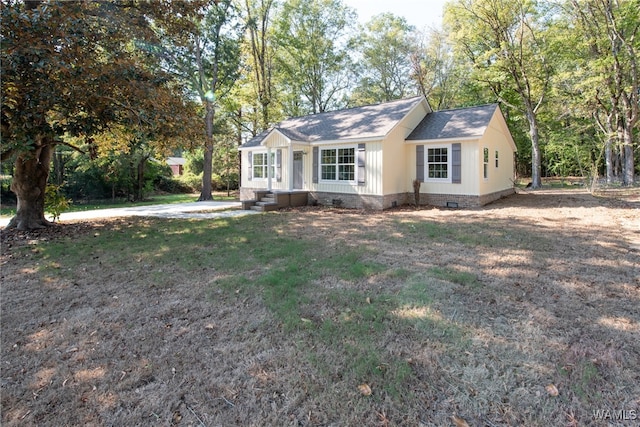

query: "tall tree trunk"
xmin=622 ymin=127 xmax=635 ymax=186
xmin=199 ymin=101 xmax=215 ymax=201
xmin=136 ymin=156 xmax=147 ymax=202
xmin=244 ymin=0 xmax=274 ymax=131
xmin=604 ymin=136 xmax=614 ymax=184
xmin=525 ymin=105 xmax=542 ymax=189
xmin=602 ymin=110 xmax=616 ymax=184
xmin=7 ymin=140 xmax=54 ymax=230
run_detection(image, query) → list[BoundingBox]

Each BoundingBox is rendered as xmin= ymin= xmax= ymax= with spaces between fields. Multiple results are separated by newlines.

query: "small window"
xmin=483 ymin=147 xmax=489 ymax=179
xmin=427 ymin=147 xmax=448 ymax=179
xmin=252 ymin=152 xmax=274 ymax=180
xmin=495 ymin=150 xmax=499 ymax=168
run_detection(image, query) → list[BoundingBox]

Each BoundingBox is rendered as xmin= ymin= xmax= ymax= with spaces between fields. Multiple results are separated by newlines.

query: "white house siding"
xmin=308 ymin=140 xmax=383 ymax=196
xmin=427 ymin=140 xmax=479 ymax=196
xmin=383 ymin=102 xmax=432 ymax=195
xmin=404 ymin=140 xmax=480 ymax=196
xmin=239 ymin=131 xmax=292 ymax=199
xmin=239 ymin=149 xmax=255 ymax=195
xmin=270 ymin=148 xmax=289 ymax=192
xmin=477 ymin=112 xmax=516 ymax=196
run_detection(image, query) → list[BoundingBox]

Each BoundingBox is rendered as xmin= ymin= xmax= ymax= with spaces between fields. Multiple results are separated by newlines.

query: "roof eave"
xmin=238 ymin=128 xmax=293 ymax=150
xmin=309 ymin=135 xmax=383 ymax=145
xmin=405 ymin=136 xmax=481 ymax=144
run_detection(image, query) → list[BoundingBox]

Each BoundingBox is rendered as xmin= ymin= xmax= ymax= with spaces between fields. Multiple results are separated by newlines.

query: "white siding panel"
xmin=478 ymin=113 xmax=516 ymax=196
xmin=406 ymin=141 xmax=481 ymax=196
xmin=309 ymin=141 xmax=383 ymax=196
xmin=270 ymin=147 xmax=289 ymax=191
xmin=240 ymin=150 xmax=248 ymax=188
xmin=264 ymin=131 xmax=290 ymax=149
xmin=384 ymin=102 xmax=430 ymax=194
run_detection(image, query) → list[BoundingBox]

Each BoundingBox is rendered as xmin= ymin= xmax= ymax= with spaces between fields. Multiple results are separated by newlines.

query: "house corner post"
xmin=267 ymin=147 xmax=272 ymax=191
xmin=288 ymin=144 xmax=294 ymax=191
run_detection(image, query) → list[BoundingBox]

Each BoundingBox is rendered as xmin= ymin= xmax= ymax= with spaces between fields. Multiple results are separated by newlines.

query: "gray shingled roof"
xmin=406 ymin=104 xmax=498 ymax=141
xmin=241 ymin=96 xmax=425 ymax=148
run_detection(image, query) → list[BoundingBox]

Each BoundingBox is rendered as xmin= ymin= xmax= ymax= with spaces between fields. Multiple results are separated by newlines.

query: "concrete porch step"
xmin=243 ymin=190 xmax=309 ymax=211
xmin=254 ymin=202 xmax=279 ymax=212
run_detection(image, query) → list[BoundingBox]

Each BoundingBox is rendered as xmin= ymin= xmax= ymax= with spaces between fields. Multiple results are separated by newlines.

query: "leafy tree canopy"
xmin=1 ymin=0 xmax=198 ymax=229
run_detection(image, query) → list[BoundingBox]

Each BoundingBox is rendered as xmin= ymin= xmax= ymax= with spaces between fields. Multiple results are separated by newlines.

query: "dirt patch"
xmin=1 ymin=188 xmax=639 ymax=426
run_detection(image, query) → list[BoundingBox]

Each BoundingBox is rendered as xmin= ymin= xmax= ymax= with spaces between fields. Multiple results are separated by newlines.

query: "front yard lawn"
xmin=2 ymin=188 xmax=638 ymax=426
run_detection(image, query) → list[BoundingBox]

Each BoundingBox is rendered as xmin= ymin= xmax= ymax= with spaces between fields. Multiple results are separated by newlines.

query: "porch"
xmin=241 ymin=190 xmax=310 ymax=212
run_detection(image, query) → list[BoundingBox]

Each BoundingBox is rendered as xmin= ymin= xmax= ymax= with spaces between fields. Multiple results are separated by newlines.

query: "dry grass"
xmin=1 ymin=188 xmax=639 ymax=426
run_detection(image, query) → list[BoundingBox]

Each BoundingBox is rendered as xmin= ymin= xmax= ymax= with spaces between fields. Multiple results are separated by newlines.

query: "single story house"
xmin=239 ymin=96 xmax=516 ymax=210
xmin=166 ymin=156 xmax=186 ymax=176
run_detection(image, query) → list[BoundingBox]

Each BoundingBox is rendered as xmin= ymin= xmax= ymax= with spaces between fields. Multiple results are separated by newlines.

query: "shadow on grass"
xmin=5 ymin=196 xmax=639 ymax=426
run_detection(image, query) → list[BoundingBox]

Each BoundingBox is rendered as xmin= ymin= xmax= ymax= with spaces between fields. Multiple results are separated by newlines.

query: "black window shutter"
xmin=312 ymin=146 xmax=319 ymax=183
xmin=276 ymin=149 xmax=282 ymax=182
xmin=357 ymin=143 xmax=366 ymax=185
xmin=247 ymin=151 xmax=253 ymax=181
xmin=452 ymin=143 xmax=461 ymax=183
xmin=416 ymin=145 xmax=424 ymax=182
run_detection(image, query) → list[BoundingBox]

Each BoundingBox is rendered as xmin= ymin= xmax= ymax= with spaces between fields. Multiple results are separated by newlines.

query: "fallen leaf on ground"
xmin=545 ymin=384 xmax=559 ymax=396
xmin=357 ymin=383 xmax=372 ymax=396
xmin=451 ymin=414 xmax=470 ymax=427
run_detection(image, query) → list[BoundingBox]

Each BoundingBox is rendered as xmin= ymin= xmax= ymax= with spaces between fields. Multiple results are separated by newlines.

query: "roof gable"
xmin=241 ymin=96 xmax=426 ymax=148
xmin=406 ymin=104 xmax=498 ymax=141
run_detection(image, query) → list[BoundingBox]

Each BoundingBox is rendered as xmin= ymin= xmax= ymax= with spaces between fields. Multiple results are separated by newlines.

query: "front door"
xmin=293 ymin=151 xmax=303 ymax=189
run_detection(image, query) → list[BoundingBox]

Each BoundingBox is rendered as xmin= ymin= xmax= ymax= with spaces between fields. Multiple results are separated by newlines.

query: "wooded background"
xmin=1 ymin=0 xmax=638 ymax=228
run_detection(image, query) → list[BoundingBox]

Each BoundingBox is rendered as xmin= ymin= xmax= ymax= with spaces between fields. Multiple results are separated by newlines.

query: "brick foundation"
xmin=307 ymin=192 xmax=409 ymax=210
xmin=419 ymin=187 xmax=515 ymax=208
xmin=241 ymin=187 xmax=515 ymax=210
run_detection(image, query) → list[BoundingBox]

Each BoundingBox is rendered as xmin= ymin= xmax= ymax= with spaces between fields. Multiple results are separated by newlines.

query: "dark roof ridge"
xmin=433 ymin=103 xmax=498 ymax=113
xmin=280 ymin=95 xmax=425 ymax=121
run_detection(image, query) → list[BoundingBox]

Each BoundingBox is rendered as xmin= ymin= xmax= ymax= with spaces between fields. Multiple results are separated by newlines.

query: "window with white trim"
xmin=495 ymin=150 xmax=499 ymax=168
xmin=320 ymin=146 xmax=355 ymax=182
xmin=252 ymin=151 xmax=274 ymax=180
xmin=426 ymin=146 xmax=449 ymax=180
xmin=483 ymin=147 xmax=489 ymax=179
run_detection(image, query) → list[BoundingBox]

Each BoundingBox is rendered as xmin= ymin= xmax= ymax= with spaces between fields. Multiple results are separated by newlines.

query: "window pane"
xmin=253 ymin=153 xmax=266 ymax=179
xmin=483 ymin=147 xmax=489 ymax=163
xmin=338 ymin=148 xmax=354 ymax=164
xmin=322 ymin=165 xmax=336 ymax=180
xmin=338 ymin=164 xmax=354 ymax=181
xmin=428 ymin=164 xmax=448 ymax=178
xmin=430 ymin=147 xmax=447 ymax=162
xmin=426 ymin=148 xmax=448 ymax=179
xmin=321 ymin=149 xmax=336 ymax=164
